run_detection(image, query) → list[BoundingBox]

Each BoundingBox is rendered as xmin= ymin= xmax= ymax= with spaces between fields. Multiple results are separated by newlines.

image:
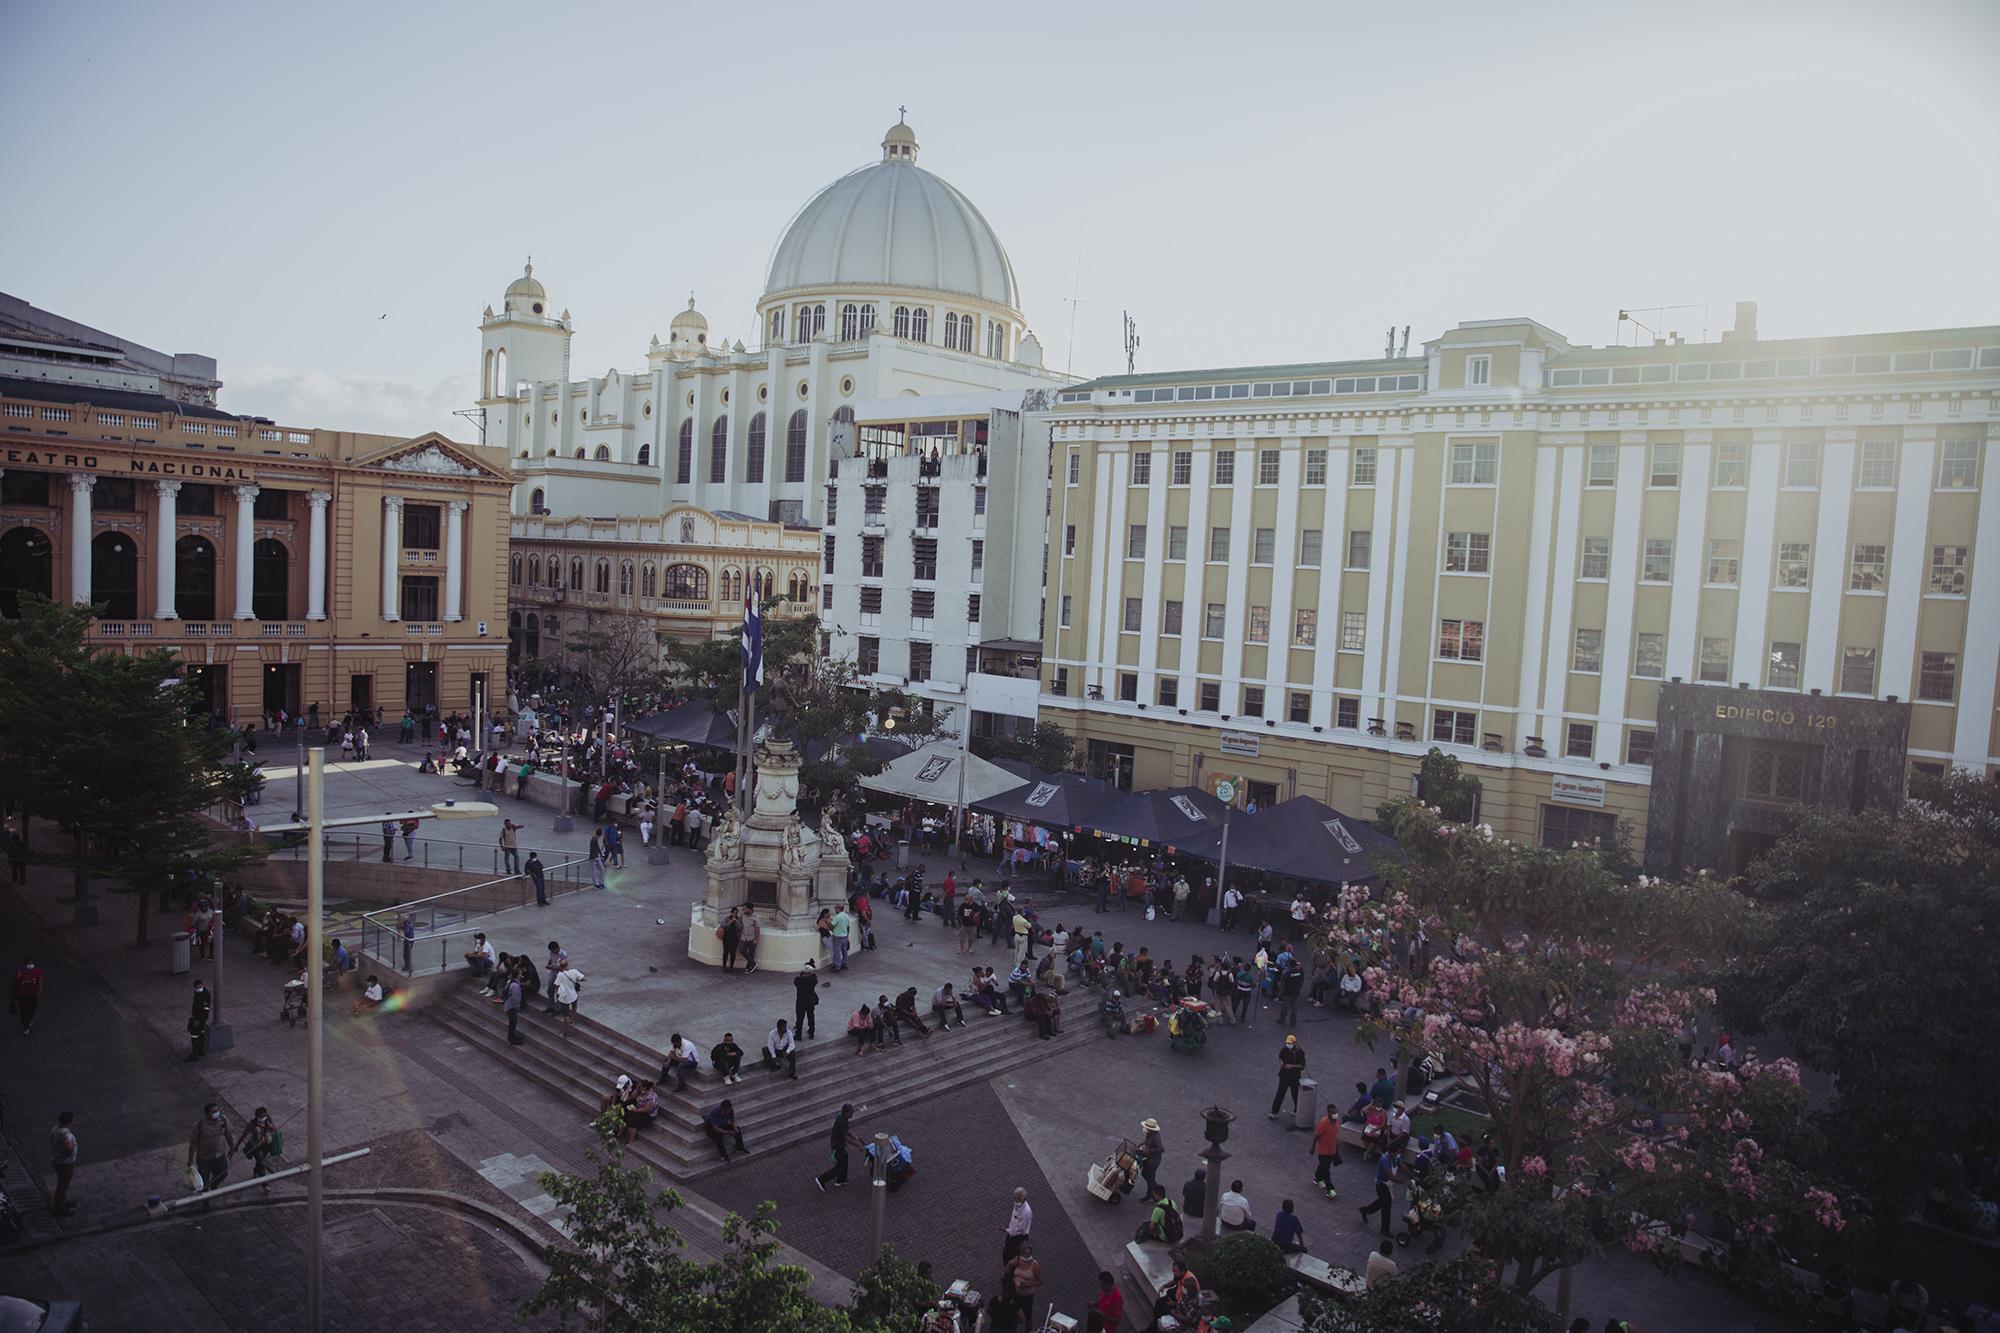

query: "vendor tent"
xmin=622 ymin=699 xmax=738 ymax=748
xmin=1080 ymin=786 xmax=1231 ymax=847
xmin=1174 ymin=796 xmax=1401 ymax=885
xmin=971 ymin=769 xmax=1117 ymax=828
xmin=859 ymin=741 xmax=1027 ymax=806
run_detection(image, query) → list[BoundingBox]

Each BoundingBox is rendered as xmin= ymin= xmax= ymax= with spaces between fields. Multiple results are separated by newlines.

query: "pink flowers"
xmin=1520 ymin=1156 xmax=1549 ymax=1179
xmin=1804 ymin=1187 xmax=1847 ymax=1232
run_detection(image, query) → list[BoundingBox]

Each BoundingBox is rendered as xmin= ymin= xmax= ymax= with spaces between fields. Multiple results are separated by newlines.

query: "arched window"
xmin=676 ymin=419 xmax=694 ymax=484
xmin=746 ymin=412 xmax=767 ymax=483
xmin=482 ymin=349 xmax=493 ymax=398
xmin=529 ymin=486 xmax=545 ymax=513
xmin=569 ymin=557 xmax=584 ymax=591
xmin=892 ymin=306 xmax=910 ymax=338
xmin=524 ymin=612 xmax=541 ymax=658
xmin=252 ymin=538 xmax=290 ymax=621
xmin=174 ymin=536 xmax=217 ymax=621
xmin=574 ymin=448 xmax=586 ymax=459
xmin=768 ymin=308 xmax=784 ymax=345
xmin=911 ymin=307 xmax=928 ymax=343
xmin=987 ymin=321 xmax=1005 ymax=359
xmin=709 ymin=415 xmax=728 ymax=484
xmin=794 ymin=305 xmax=810 ymax=342
xmin=840 ymin=304 xmax=859 ymax=341
xmin=720 ymin=567 xmax=739 ymax=604
xmin=90 ymin=532 xmax=138 ymax=619
xmin=636 ymin=443 xmax=651 ymax=466
xmin=789 ymin=570 xmax=808 ymax=602
xmin=591 ymin=444 xmax=609 ymax=461
xmin=510 ymin=554 xmax=521 ymax=586
xmin=527 ymin=556 xmax=541 ymax=587
xmin=493 ymin=348 xmax=509 ymax=397
xmin=663 ymin=564 xmax=709 ymax=601
xmin=859 ymin=304 xmax=875 ymax=337
xmin=785 ymin=409 xmax=808 ymax=483
xmin=641 ymin=562 xmax=656 ymax=598
xmin=943 ymin=312 xmax=959 ymax=349
xmin=959 ymin=314 xmax=976 ymax=352
xmin=810 ymin=304 xmax=825 ymax=338
xmin=593 ymin=559 xmax=610 ymax=594
xmin=0 ymin=526 xmax=53 ymax=618
xmin=619 ymin=560 xmax=634 ymax=597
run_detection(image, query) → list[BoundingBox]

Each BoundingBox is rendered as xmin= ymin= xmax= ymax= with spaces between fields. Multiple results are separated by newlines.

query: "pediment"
xmin=359 ymin=434 xmax=508 ymax=481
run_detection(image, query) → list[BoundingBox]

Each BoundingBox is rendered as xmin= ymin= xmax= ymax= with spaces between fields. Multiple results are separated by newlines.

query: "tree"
xmin=563 ymin=612 xmax=667 ymax=706
xmin=1300 ymin=1256 xmax=1560 ymax=1333
xmin=1409 ymin=747 xmax=1483 ymax=823
xmin=1332 ymin=800 xmax=1847 ymax=1311
xmin=1719 ymin=768 xmax=2000 ymax=1224
xmin=0 ymin=596 xmax=265 ymax=940
xmin=846 ymin=1245 xmax=937 ymax=1328
xmin=973 ymin=720 xmax=1077 ymax=776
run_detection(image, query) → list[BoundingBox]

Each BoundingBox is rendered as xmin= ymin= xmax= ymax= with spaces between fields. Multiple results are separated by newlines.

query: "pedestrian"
xmin=187 ymin=1102 xmax=231 ymax=1192
xmin=380 ymin=815 xmax=396 ymax=863
xmin=1311 ymin=1102 xmax=1344 ymax=1198
xmin=1364 ymin=1238 xmax=1398 ymax=1289
xmin=1086 ymin=1270 xmax=1125 ymax=1333
xmin=400 ymin=817 xmax=420 ymax=861
xmin=49 ymin=1110 xmax=77 ymax=1216
xmin=11 ymin=955 xmax=44 ymax=1035
xmin=552 ymin=961 xmax=584 ymax=1040
xmin=1003 ymin=1186 xmax=1033 ymax=1262
xmin=829 ymin=904 xmax=852 ymax=971
xmin=1002 ymin=1242 xmax=1042 ymax=1325
xmin=1171 ymin=874 xmax=1191 ymax=921
xmin=815 ymin=1103 xmax=862 ymax=1190
xmin=235 ymin=1106 xmax=280 ymax=1179
xmin=956 ymin=897 xmax=977 ymax=955
xmin=1358 ymin=1151 xmax=1396 ymax=1235
xmin=1271 ymin=1034 xmax=1306 ymax=1118
xmin=185 ymin=978 xmax=213 ymax=1061
xmin=794 ymin=960 xmax=820 ymax=1038
xmin=526 ymin=851 xmax=547 ymax=906
xmin=662 ymin=1032 xmax=701 ymax=1091
xmin=543 ymin=940 xmax=568 ymax=1014
xmin=1278 ymin=950 xmax=1304 ymax=1025
xmin=721 ymin=908 xmax=743 ymax=973
xmin=589 ymin=829 xmax=607 ymax=889
xmin=5 ymin=830 xmax=27 ymax=886
xmin=762 ymin=1018 xmax=798 ymax=1078
xmin=1271 ymin=1199 xmax=1308 ymax=1253
xmin=739 ymin=906 xmax=760 ymax=974
xmin=606 ymin=822 xmax=625 ymax=867
xmin=504 ymin=968 xmax=525 ymax=1045
xmin=1221 ymin=884 xmax=1242 ymax=931
xmin=1138 ymin=1117 xmax=1164 ymax=1194
xmin=499 ymin=819 xmax=522 ymax=874
xmin=703 ymin=1100 xmax=746 ymax=1162
xmin=400 ymin=915 xmax=416 ymax=973
xmin=1182 ymin=1167 xmax=1207 ymax=1218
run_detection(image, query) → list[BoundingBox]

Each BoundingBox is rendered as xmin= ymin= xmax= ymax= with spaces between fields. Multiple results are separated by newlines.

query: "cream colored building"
xmin=1044 ymin=305 xmax=2000 ymax=871
xmin=0 ymin=293 xmax=513 ymax=720
xmin=507 ymin=505 xmax=819 ymax=661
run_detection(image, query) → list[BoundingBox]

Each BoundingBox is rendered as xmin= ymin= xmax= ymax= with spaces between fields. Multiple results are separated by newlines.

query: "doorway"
xmin=349 ymin=673 xmax=374 ymax=718
xmin=262 ymin=663 xmax=301 ymax=719
xmin=183 ymin=664 xmax=227 ymax=719
xmin=404 ymin=662 xmax=438 ymax=714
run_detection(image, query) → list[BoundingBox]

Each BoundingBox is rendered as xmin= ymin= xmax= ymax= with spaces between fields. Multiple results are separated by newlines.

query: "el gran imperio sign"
xmin=2 ymin=447 xmax=256 ymax=482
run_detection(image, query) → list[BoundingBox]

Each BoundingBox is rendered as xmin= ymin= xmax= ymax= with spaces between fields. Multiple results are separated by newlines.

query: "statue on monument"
xmin=783 ymin=821 xmax=807 ymax=867
xmin=818 ymin=808 xmax=846 ymax=859
xmin=709 ymin=806 xmax=743 ymax=865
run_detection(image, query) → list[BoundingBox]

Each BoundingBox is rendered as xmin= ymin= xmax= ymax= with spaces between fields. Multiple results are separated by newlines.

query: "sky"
xmin=4 ymin=0 xmax=1998 ymax=441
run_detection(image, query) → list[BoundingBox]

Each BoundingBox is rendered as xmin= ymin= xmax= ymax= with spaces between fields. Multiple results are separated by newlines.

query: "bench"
xmin=1283 ymin=1254 xmax=1365 ymax=1299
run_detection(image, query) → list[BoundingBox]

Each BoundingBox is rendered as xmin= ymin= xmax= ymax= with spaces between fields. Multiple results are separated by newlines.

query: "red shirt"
xmin=1095 ymin=1286 xmax=1125 ymax=1322
xmin=13 ymin=965 xmax=43 ymax=999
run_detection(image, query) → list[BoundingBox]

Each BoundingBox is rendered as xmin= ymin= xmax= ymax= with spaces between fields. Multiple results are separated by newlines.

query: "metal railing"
xmin=353 ymin=854 xmax=592 ymax=977
xmin=265 ymin=829 xmax=590 ymax=879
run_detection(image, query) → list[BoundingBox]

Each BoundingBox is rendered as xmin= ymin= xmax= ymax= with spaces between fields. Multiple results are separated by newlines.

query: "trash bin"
xmin=1293 ymin=1076 xmax=1319 ymax=1131
xmin=171 ymin=931 xmax=192 ymax=975
xmin=897 ymin=839 xmax=910 ymax=869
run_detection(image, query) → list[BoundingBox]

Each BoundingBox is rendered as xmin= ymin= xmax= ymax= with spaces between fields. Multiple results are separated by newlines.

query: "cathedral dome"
xmin=761 ymin=119 xmax=1020 ymax=315
xmin=502 ymin=259 xmax=549 ymax=316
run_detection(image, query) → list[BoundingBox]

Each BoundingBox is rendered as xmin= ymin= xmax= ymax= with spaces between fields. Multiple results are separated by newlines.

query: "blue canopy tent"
xmin=1172 ymin=796 xmax=1402 ymax=886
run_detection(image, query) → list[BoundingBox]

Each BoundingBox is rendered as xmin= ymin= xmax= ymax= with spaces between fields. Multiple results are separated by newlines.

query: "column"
xmin=306 ymin=491 xmax=330 ymax=621
xmin=231 ymin=485 xmax=260 ymax=619
xmin=444 ymin=499 xmax=468 ymax=621
xmin=380 ymin=496 xmax=403 ymax=621
xmin=153 ymin=480 xmax=181 ymax=619
xmin=68 ymin=474 xmax=95 ymax=605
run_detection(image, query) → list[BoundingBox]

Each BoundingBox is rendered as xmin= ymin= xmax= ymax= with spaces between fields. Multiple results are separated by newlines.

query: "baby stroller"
xmin=1167 ymin=997 xmax=1209 ymax=1053
xmin=1086 ymin=1137 xmax=1141 ymax=1203
xmin=280 ymin=978 xmax=308 ymax=1027
xmin=1396 ymin=1178 xmax=1447 ymax=1254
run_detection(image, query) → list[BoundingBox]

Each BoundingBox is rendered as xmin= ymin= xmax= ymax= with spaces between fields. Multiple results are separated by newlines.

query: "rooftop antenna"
xmin=1399 ymin=325 xmax=1411 ymax=358
xmin=1385 ymin=326 xmax=1396 ymax=358
xmin=1123 ymin=311 xmax=1140 ymax=375
xmin=451 ymin=407 xmax=487 ymax=443
xmin=1616 ymin=304 xmax=1707 ymax=347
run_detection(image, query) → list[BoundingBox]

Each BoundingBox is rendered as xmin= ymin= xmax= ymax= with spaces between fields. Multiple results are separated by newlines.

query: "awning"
xmin=1078 ymin=786 xmax=1231 ymax=847
xmin=1172 ymin=796 xmax=1402 ymax=885
xmin=622 ymin=700 xmax=738 ymax=748
xmin=859 ymin=741 xmax=1028 ymax=806
xmin=971 ymin=770 xmax=1117 ymax=827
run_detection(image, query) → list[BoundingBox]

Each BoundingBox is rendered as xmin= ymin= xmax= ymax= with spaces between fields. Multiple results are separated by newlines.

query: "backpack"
xmin=1160 ymin=1199 xmax=1185 ymax=1242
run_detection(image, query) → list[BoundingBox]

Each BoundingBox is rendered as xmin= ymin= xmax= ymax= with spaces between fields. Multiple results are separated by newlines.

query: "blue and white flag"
xmin=741 ymin=593 xmax=763 ymax=688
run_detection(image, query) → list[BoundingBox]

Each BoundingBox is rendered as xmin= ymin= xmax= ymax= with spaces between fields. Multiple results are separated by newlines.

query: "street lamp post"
xmin=868 ymin=1131 xmax=890 ymax=1260
xmin=1200 ymin=1106 xmax=1234 ymax=1242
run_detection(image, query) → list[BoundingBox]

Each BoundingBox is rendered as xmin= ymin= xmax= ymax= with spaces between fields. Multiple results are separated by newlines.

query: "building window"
xmin=1919 ymin=651 xmax=1958 ymax=701
xmin=1627 ymin=730 xmax=1656 ymax=767
xmin=1786 ymin=440 xmax=1822 ymax=488
xmin=911 ymin=588 xmax=935 ymax=623
xmin=1438 ymin=618 xmax=1483 ymax=661
xmin=1247 ymin=606 xmax=1269 ymax=643
xmin=858 ymin=636 xmax=880 ymax=675
xmin=970 ymin=540 xmax=984 ymax=579
xmin=824 ymin=485 xmax=837 ymax=525
xmin=1777 ymin=542 xmax=1813 ymax=589
xmin=1449 ymin=441 xmax=1497 ymax=484
xmin=769 ymin=308 xmax=785 ymax=344
xmin=1714 ymin=443 xmax=1748 ymax=487
xmin=1767 ymin=641 xmax=1802 ymax=690
xmin=1938 ymin=439 xmax=1979 ymax=489
xmin=1466 ymin=354 xmax=1491 ymax=387
xmin=1168 ymin=525 xmax=1187 ymax=561
xmin=1859 ymin=439 xmax=1895 ymax=487
xmin=1289 ymin=691 xmax=1311 ymax=723
xmin=1128 ymin=524 xmax=1147 ymax=559
xmin=1050 ymin=666 xmax=1069 ymax=697
xmin=1131 ymin=452 xmax=1151 ymax=486
xmin=943 ymin=312 xmax=959 ymax=349
xmin=911 ymin=307 xmax=928 ymax=343
xmin=1304 ymin=449 xmax=1327 ymax=485
xmin=1633 ymin=632 xmax=1665 ymax=678
xmin=1116 ymin=672 xmax=1137 ymax=702
xmin=1171 ymin=451 xmax=1192 ymax=485
xmin=1707 ymin=539 xmax=1740 ymax=585
xmin=1242 ymin=685 xmax=1265 ymax=718
xmin=861 ymin=536 xmax=884 ymax=578
xmin=862 ymin=485 xmax=885 ymax=520
xmin=1059 ymin=595 xmax=1071 ymax=628
xmin=665 ymin=563 xmax=709 ymax=600
xmin=402 ymin=504 xmax=440 ymax=549
xmin=399 ymin=575 xmax=440 ymax=622
xmin=1158 ymin=677 xmax=1179 ymax=707
xmin=1850 ymin=543 xmax=1887 ymax=591
xmin=1432 ymin=709 xmax=1476 ymax=745
xmin=1841 ymin=646 xmax=1877 ymax=694
xmin=1123 ymin=597 xmax=1143 ymax=633
xmin=1253 ymin=528 xmax=1275 ymax=564
xmin=1213 ymin=450 xmax=1235 ymax=486
xmin=966 ymin=593 xmax=980 ymax=622
xmin=746 ymin=413 xmax=767 ymax=483
xmin=1347 ymin=530 xmax=1371 ymax=570
xmin=1642 ymin=538 xmax=1674 ymax=583
xmin=1067 ymin=451 xmax=1080 ymax=485
xmin=642 ymin=563 xmax=656 ymax=598
xmin=1325 ymin=697 xmax=1354 ymax=730
xmin=253 ymin=489 xmax=289 ymax=520
xmin=1351 ymin=447 xmax=1377 ymax=487
xmin=1541 ymin=803 xmax=1616 ymax=849
xmin=619 ymin=561 xmax=635 ymax=597
xmin=1565 ymin=722 xmax=1595 ymax=759
xmin=892 ymin=306 xmax=910 ymax=338
xmin=569 ymin=557 xmax=583 ymax=591
xmin=915 ymin=488 xmax=940 ymax=528
xmin=709 ymin=416 xmax=728 ymax=483
xmin=1204 ymin=603 xmax=1226 ymax=639
xmin=1258 ymin=449 xmax=1280 ymax=485
xmin=1444 ymin=531 xmax=1490 ymax=573
xmin=1199 ymin=681 xmax=1221 ymax=712
xmin=1294 ymin=609 xmax=1316 ymax=645
xmin=1163 ymin=600 xmax=1183 ymax=635
xmin=911 ymin=538 xmax=938 ymax=580
xmin=1064 ymin=525 xmax=1076 ymax=556
xmin=1649 ymin=444 xmax=1681 ymax=487
xmin=1929 ymin=544 xmax=1968 ymax=595
xmin=974 ymin=486 xmax=986 ymax=515
xmin=1209 ymin=527 xmax=1230 ymax=562
xmin=1580 ymin=536 xmax=1610 ymax=581
xmin=785 ymin=410 xmax=808 ymax=483
xmin=1744 ymin=745 xmax=1812 ymax=803
xmin=1700 ymin=636 xmax=1731 ymax=683
xmin=1587 ymin=444 xmax=1618 ymax=487
xmin=1340 ymin=611 xmax=1365 ymax=652
xmin=1299 ymin=529 xmax=1322 ymax=566
xmin=1573 ymin=628 xmax=1603 ymax=673
xmin=909 ymin=641 xmax=932 ymax=681
xmin=677 ymin=420 xmax=694 ymax=484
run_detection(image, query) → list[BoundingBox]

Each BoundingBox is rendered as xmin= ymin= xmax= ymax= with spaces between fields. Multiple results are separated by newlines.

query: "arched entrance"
xmin=0 ymin=526 xmax=53 ymax=617
xmin=175 ymin=536 xmax=217 ymax=621
xmin=524 ymin=612 xmax=541 ymax=659
xmin=252 ymin=538 xmax=290 ymax=620
xmin=91 ymin=532 xmax=138 ymax=618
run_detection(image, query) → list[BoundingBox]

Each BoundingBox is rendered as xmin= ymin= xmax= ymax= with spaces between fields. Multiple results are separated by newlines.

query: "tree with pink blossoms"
xmin=1327 ymin=799 xmax=1849 ymax=1316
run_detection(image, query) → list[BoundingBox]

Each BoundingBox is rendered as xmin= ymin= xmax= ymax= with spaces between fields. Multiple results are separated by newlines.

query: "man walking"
xmin=186 ymin=978 xmax=213 ymax=1062
xmin=400 ymin=817 xmax=420 ymax=861
xmin=1278 ymin=950 xmax=1304 ymax=1026
xmin=1271 ymin=1035 xmax=1307 ymax=1118
xmin=400 ymin=915 xmax=416 ymax=973
xmin=956 ymin=897 xmax=978 ymax=955
xmin=543 ymin=940 xmax=568 ymax=1014
xmin=739 ymin=907 xmax=760 ymax=974
xmin=828 ymin=905 xmax=852 ymax=971
xmin=1311 ymin=1103 xmax=1344 ymax=1198
xmin=504 ymin=969 xmax=525 ymax=1045
xmin=793 ymin=960 xmax=820 ymax=1038
xmin=526 ymin=851 xmax=547 ymax=906
xmin=1358 ymin=1151 xmax=1396 ymax=1235
xmin=499 ymin=820 xmax=522 ymax=874
xmin=1221 ymin=884 xmax=1242 ymax=931
xmin=49 ymin=1111 xmax=77 ymax=1216
xmin=589 ymin=829 xmax=607 ymax=889
xmin=12 ymin=955 xmax=45 ymax=1035
xmin=1002 ymin=1186 xmax=1033 ymax=1262
xmin=188 ymin=1103 xmax=231 ymax=1192
xmin=815 ymin=1103 xmax=863 ymax=1190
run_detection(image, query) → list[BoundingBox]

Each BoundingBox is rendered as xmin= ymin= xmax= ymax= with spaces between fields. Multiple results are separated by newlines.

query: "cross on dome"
xmin=881 ymin=115 xmax=919 ymax=163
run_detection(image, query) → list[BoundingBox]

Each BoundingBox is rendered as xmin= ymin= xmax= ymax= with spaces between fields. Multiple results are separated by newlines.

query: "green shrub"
xmin=1204 ymin=1231 xmax=1291 ymax=1304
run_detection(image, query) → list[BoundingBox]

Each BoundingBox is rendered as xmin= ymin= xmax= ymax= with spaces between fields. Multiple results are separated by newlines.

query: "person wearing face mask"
xmin=188 ymin=1102 xmax=232 ymax=1192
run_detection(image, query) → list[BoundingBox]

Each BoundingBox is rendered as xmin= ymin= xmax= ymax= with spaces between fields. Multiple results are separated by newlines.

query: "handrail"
xmin=361 ymin=855 xmax=589 ymax=916
xmin=352 ymin=855 xmax=593 ymax=975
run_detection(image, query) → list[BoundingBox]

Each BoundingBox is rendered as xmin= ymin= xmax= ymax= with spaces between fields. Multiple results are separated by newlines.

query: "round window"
xmin=798 ymin=381 xmax=810 ymax=400
xmin=687 ymin=392 xmax=695 ymax=408
xmin=532 ymin=302 xmax=544 ymax=315
xmin=581 ymin=410 xmax=589 ymax=422
xmin=757 ymin=384 xmax=768 ymax=403
xmin=840 ymin=377 xmax=854 ymax=396
xmin=550 ymin=411 xmax=558 ymax=425
xmin=721 ymin=388 xmax=730 ymax=405
xmin=643 ymin=401 xmax=652 ymax=418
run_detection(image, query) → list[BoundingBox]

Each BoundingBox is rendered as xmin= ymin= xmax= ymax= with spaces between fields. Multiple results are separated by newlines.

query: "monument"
xmin=687 ymin=738 xmax=850 ymax=969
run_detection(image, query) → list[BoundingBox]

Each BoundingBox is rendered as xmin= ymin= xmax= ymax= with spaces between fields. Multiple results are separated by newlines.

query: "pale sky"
xmin=5 ymin=0 xmax=1997 ymax=441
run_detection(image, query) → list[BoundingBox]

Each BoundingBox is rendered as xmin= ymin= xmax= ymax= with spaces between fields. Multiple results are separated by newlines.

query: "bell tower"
xmin=479 ymin=258 xmax=572 ymax=453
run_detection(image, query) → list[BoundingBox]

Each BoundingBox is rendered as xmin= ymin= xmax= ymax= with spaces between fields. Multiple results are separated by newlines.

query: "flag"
xmin=741 ymin=593 xmax=763 ymax=688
